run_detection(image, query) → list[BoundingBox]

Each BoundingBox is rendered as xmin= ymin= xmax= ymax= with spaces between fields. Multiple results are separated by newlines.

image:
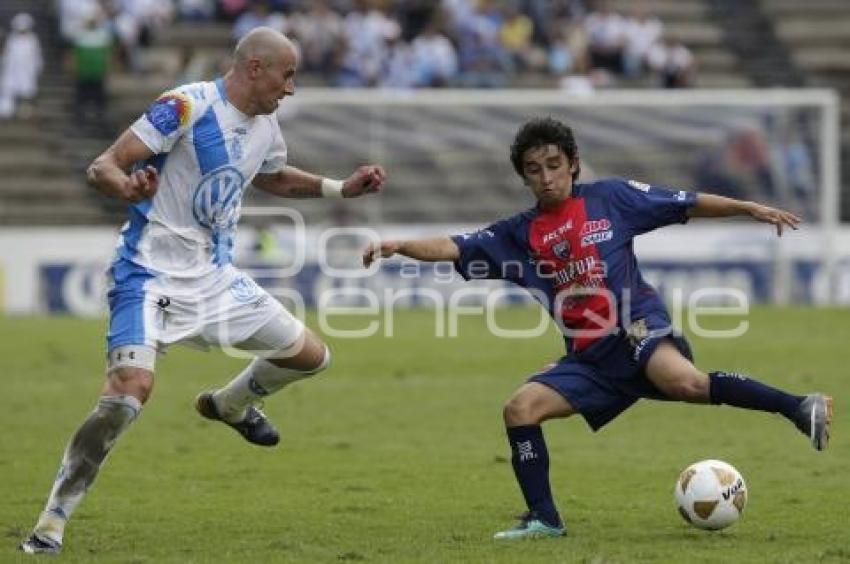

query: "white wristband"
xmin=321 ymin=178 xmax=345 ymax=199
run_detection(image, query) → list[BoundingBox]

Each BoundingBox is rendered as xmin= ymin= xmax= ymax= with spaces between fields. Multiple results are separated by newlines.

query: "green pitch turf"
xmin=1 ymin=307 xmax=846 ymax=563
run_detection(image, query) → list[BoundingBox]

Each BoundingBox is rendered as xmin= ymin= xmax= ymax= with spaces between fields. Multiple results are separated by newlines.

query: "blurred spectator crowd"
xmin=0 ymin=0 xmax=699 ymax=121
xmin=52 ymin=0 xmax=697 ymax=89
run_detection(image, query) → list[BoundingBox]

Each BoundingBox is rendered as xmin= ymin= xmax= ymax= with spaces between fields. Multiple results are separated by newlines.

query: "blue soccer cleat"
xmin=195 ymin=392 xmax=280 ymax=446
xmin=794 ymin=393 xmax=833 ymax=451
xmin=493 ymin=511 xmax=566 ymax=540
xmin=19 ymin=533 xmax=62 ymax=555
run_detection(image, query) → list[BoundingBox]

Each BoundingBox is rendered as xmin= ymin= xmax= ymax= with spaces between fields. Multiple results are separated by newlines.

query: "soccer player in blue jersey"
xmin=363 ymin=117 xmax=832 ymax=540
xmin=20 ymin=28 xmax=386 ymax=555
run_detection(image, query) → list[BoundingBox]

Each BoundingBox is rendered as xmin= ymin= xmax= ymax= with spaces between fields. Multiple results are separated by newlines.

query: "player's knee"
xmin=503 ymin=394 xmax=541 ymax=426
xmin=105 ymin=367 xmax=154 ymax=403
xmin=268 ymin=344 xmax=330 ymax=375
xmin=303 ymin=345 xmax=331 ymax=375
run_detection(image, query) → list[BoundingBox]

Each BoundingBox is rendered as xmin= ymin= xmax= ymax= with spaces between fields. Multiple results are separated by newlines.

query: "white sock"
xmin=33 ymin=395 xmax=142 ymax=544
xmin=213 ymin=352 xmax=329 ymax=423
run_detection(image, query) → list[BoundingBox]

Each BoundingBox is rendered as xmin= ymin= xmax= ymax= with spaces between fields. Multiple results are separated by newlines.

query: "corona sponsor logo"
xmin=580 ymin=218 xmax=611 ymax=236
xmin=581 ymin=230 xmax=613 ymax=247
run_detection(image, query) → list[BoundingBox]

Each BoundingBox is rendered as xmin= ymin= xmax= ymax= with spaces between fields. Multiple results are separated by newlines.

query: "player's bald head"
xmin=234 ymin=27 xmax=297 ymax=70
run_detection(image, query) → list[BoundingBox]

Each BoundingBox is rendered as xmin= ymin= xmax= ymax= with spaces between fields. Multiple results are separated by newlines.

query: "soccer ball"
xmin=674 ymin=459 xmax=747 ymax=530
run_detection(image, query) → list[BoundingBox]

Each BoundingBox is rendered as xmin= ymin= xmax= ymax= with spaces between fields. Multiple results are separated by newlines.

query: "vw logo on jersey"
xmin=192 ymin=166 xmax=246 ymax=229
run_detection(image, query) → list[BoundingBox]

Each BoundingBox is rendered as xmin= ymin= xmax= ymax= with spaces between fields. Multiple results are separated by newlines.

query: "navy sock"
xmin=506 ymin=424 xmax=561 ymax=527
xmin=708 ymin=371 xmax=804 ymax=421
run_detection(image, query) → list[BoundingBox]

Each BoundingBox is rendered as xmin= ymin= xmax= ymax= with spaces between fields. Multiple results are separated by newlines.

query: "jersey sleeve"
xmin=450 ymin=216 xmax=526 ymax=282
xmin=257 ymin=121 xmax=288 ymax=174
xmin=130 ymin=86 xmax=203 ymax=154
xmin=607 ymin=178 xmax=697 ymax=234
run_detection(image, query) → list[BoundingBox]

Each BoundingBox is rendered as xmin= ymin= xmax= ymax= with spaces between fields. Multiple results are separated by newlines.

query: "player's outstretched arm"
xmin=362 ymin=237 xmax=460 ymax=268
xmin=687 ymin=193 xmax=801 ymax=236
xmin=87 ymin=129 xmax=159 ymax=203
xmin=253 ymin=165 xmax=386 ymax=199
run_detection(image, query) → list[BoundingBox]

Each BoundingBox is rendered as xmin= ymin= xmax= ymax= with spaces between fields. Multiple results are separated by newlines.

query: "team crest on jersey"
xmin=230 ymin=127 xmax=248 ymax=161
xmin=552 ymin=240 xmax=571 ymax=260
xmin=145 ymin=91 xmax=192 ymax=136
xmin=192 ymin=165 xmax=246 ymax=229
xmin=230 ymin=276 xmax=259 ymax=303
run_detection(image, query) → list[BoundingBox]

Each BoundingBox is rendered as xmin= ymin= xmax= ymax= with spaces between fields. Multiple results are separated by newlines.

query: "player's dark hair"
xmin=510 ymin=117 xmax=580 ymax=181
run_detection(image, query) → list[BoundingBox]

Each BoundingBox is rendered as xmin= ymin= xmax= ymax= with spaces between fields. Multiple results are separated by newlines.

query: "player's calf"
xmin=21 ymin=394 xmax=142 ymax=552
xmin=196 ymin=346 xmax=331 ymax=445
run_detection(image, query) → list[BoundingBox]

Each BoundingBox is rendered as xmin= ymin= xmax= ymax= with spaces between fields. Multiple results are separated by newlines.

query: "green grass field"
xmin=1 ymin=307 xmax=847 ymax=563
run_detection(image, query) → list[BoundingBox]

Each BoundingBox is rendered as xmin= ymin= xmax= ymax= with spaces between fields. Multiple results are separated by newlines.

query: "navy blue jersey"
xmin=451 ymin=178 xmax=697 ymax=357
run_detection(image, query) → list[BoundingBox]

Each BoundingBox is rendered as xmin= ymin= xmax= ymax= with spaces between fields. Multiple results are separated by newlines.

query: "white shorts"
xmin=106 ymin=262 xmax=304 ymax=354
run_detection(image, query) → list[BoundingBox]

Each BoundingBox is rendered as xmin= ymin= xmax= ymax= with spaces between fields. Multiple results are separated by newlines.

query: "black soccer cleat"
xmin=19 ymin=533 xmax=62 ymax=555
xmin=794 ymin=393 xmax=833 ymax=451
xmin=195 ymin=392 xmax=280 ymax=447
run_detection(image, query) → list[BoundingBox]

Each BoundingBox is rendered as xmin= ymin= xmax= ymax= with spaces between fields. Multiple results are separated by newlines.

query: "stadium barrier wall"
xmin=0 ymin=225 xmax=848 ymax=316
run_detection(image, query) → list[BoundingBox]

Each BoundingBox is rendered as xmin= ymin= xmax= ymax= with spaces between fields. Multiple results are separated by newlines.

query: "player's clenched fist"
xmin=362 ymin=240 xmax=400 ymax=267
xmin=123 ymin=165 xmax=159 ymax=202
xmin=343 ymin=165 xmax=387 ymax=198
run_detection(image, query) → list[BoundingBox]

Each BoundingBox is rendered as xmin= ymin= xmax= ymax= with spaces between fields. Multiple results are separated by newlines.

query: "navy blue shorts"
xmin=529 ymin=316 xmax=693 ymax=431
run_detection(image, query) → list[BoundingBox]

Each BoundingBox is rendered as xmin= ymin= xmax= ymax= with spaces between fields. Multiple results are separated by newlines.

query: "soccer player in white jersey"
xmin=19 ymin=27 xmax=386 ymax=555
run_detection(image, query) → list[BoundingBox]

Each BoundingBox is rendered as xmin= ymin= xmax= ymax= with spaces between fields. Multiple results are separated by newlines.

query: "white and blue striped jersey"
xmin=116 ymin=78 xmax=288 ymax=280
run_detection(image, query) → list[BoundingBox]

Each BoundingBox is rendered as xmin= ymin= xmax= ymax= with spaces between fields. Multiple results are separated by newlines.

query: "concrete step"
xmin=0 ymin=150 xmax=68 ymax=176
xmin=693 ymin=72 xmax=754 ymax=88
xmin=663 ymin=22 xmax=724 ymax=46
xmin=154 ymin=23 xmax=232 ymax=49
xmin=0 ymin=124 xmax=54 ymax=146
xmin=775 ymin=19 xmax=850 ymax=44
xmin=693 ymin=49 xmax=739 ymax=71
xmin=760 ymin=0 xmax=850 ymax=15
xmin=792 ymin=47 xmax=850 ymax=71
xmin=0 ymin=201 xmax=114 ymax=225
xmin=0 ymin=177 xmax=88 ymax=199
xmin=607 ymin=0 xmax=708 ymax=18
xmin=108 ymin=73 xmax=178 ymax=99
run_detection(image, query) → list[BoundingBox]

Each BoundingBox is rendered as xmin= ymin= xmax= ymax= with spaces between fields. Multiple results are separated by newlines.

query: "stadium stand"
xmin=757 ymin=0 xmax=850 ymax=221
xmin=0 ymin=0 xmax=112 ymax=224
xmin=0 ymin=0 xmax=845 ymax=225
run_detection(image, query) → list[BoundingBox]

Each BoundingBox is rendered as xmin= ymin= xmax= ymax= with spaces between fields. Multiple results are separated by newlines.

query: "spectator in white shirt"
xmin=0 ymin=13 xmax=43 ymax=119
xmin=647 ymin=36 xmax=695 ymax=88
xmin=623 ymin=7 xmax=662 ymax=77
xmin=412 ymin=19 xmax=458 ymax=87
xmin=584 ymin=1 xmax=626 ymax=73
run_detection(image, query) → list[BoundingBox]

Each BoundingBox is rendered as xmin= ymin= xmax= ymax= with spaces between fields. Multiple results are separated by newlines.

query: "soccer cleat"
xmin=493 ymin=511 xmax=566 ymax=540
xmin=794 ymin=393 xmax=833 ymax=451
xmin=195 ymin=392 xmax=280 ymax=447
xmin=19 ymin=534 xmax=62 ymax=555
